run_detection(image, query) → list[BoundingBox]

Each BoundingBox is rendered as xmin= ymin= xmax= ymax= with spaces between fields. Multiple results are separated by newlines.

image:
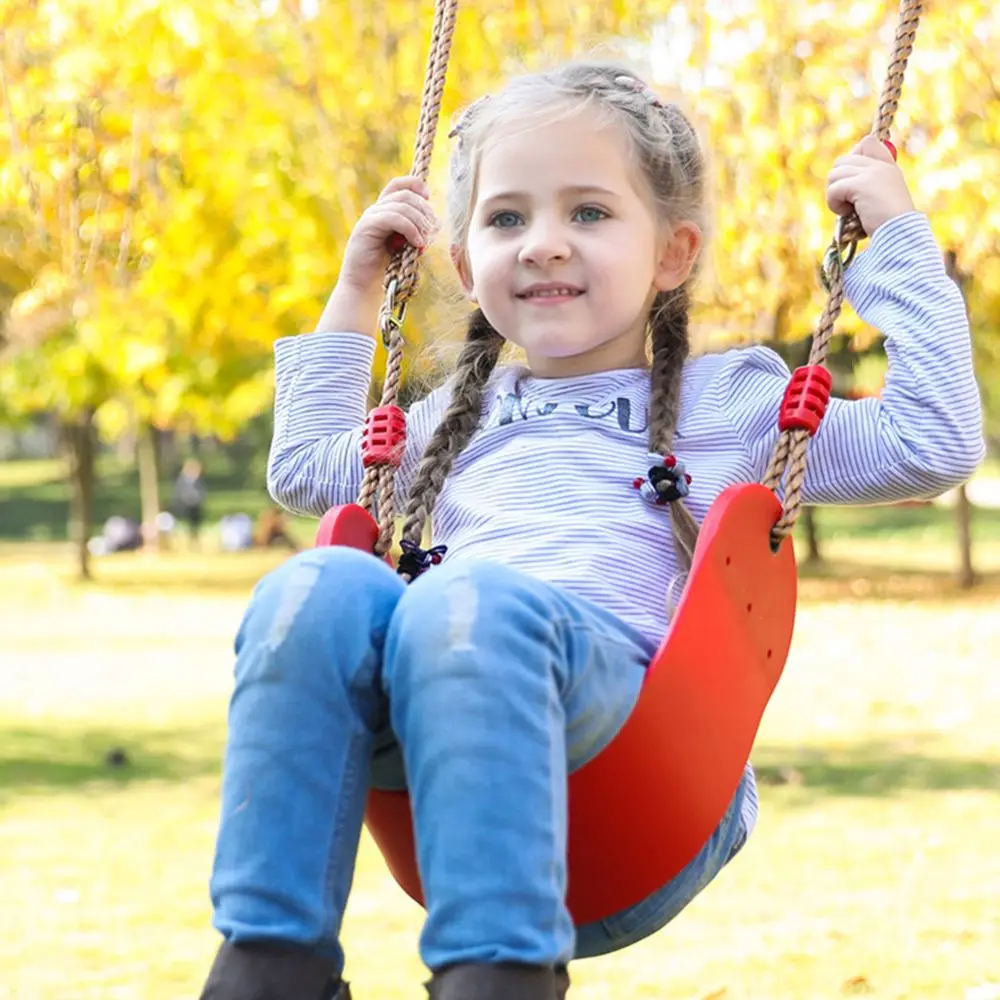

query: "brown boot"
xmin=199 ymin=940 xmax=349 ymax=1000
xmin=427 ymin=962 xmax=570 ymax=1000
xmin=555 ymin=964 xmax=570 ymax=1000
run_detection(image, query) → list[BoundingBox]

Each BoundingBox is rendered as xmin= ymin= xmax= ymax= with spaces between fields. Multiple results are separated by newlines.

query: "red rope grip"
xmin=362 ymin=405 xmax=407 ymax=468
xmin=779 ymin=365 xmax=833 ymax=436
xmin=387 ymin=232 xmax=425 ymax=256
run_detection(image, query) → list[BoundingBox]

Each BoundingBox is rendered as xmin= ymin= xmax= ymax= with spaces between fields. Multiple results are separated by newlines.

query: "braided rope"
xmin=358 ymin=0 xmax=459 ymax=554
xmin=764 ymin=0 xmax=923 ymax=543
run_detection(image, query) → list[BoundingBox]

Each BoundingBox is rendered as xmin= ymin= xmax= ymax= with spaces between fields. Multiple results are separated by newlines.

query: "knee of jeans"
xmin=389 ymin=558 xmax=489 ymax=649
xmin=385 ymin=559 xmax=549 ymax=687
xmin=237 ymin=545 xmax=403 ymax=661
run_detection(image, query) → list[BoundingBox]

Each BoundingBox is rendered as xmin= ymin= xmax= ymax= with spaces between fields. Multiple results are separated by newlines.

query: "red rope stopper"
xmin=779 ymin=365 xmax=833 ymax=437
xmin=362 ymin=405 xmax=407 ymax=468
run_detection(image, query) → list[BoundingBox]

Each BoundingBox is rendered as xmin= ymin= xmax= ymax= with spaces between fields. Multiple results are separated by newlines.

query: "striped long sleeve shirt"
xmin=269 ymin=211 xmax=985 ymax=647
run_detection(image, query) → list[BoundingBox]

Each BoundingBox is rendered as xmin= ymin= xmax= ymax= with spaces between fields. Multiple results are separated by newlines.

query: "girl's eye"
xmin=488 ymin=210 xmax=523 ymax=229
xmin=574 ymin=205 xmax=608 ymax=224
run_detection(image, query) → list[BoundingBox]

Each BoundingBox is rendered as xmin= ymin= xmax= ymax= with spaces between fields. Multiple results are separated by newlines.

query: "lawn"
xmin=1 ymin=459 xmax=999 ymax=1000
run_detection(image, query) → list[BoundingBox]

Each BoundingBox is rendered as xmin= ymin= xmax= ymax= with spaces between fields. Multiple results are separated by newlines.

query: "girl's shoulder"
xmin=683 ymin=344 xmax=790 ymax=397
xmin=679 ymin=345 xmax=793 ymax=440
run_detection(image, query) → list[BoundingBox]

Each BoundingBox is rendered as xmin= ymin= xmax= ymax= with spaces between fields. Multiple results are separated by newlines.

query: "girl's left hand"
xmin=826 ymin=134 xmax=915 ymax=236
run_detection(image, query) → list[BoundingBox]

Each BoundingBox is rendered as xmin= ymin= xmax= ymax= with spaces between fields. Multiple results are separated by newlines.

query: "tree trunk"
xmin=116 ymin=427 xmax=137 ymax=465
xmin=63 ymin=410 xmax=96 ymax=582
xmin=137 ymin=421 xmax=163 ymax=551
xmin=955 ymin=483 xmax=976 ymax=589
xmin=802 ymin=506 xmax=823 ymax=565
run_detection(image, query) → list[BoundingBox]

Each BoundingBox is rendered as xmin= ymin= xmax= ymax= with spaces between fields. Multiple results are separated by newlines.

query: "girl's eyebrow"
xmin=478 ymin=184 xmax=620 ymax=211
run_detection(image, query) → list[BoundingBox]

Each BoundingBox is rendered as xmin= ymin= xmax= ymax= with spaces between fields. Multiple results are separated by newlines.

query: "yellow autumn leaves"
xmin=0 ymin=0 xmax=997 ymax=440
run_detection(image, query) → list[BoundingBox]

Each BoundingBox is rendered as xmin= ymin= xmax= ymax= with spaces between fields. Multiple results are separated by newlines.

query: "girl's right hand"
xmin=338 ymin=176 xmax=440 ymax=295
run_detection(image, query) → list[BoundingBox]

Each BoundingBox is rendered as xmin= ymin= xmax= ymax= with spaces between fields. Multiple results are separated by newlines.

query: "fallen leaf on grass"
xmin=757 ymin=765 xmax=804 ymax=786
xmin=842 ymin=976 xmax=874 ymax=995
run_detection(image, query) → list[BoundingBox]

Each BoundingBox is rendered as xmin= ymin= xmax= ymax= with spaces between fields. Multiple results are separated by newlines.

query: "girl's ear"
xmin=450 ymin=244 xmax=476 ymax=298
xmin=653 ymin=221 xmax=702 ymax=292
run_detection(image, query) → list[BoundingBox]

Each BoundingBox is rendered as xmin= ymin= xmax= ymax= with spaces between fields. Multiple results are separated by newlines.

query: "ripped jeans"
xmin=209 ymin=547 xmax=752 ymax=975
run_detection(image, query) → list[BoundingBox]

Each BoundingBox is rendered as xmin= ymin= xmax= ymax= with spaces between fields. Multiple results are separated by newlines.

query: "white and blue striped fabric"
xmin=269 ymin=211 xmax=984 ymax=645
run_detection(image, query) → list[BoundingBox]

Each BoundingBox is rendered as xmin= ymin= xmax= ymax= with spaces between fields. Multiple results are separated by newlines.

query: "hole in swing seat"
xmin=746 ymin=603 xmax=753 ymax=613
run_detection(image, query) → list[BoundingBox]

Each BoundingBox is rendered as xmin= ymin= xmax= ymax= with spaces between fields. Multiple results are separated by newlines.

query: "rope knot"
xmin=633 ymin=453 xmax=691 ymax=507
xmin=397 ymin=540 xmax=448 ymax=580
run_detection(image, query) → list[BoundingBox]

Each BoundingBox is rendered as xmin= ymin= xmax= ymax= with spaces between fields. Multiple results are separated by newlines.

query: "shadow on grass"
xmin=797 ymin=560 xmax=1000 ymax=604
xmin=0 ymin=722 xmax=224 ymax=804
xmin=77 ymin=550 xmax=290 ymax=594
xmin=5 ymin=722 xmax=997 ymax=810
xmin=808 ymin=501 xmax=1000 ymax=543
xmin=4 ymin=540 xmax=996 ymax=602
xmin=0 ymin=542 xmax=298 ymax=595
xmin=752 ymin=738 xmax=1000 ymax=802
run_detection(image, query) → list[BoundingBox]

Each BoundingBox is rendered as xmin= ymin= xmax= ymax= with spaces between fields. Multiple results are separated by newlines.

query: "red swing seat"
xmin=314 ymin=481 xmax=797 ymax=926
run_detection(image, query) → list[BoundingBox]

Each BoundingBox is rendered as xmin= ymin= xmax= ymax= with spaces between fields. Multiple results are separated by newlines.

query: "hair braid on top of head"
xmin=400 ymin=308 xmax=504 ymax=549
xmin=649 ymin=287 xmax=699 ymax=570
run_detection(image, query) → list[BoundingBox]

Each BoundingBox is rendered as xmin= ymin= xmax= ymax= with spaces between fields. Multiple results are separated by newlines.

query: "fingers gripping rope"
xmin=765 ymin=0 xmax=923 ymax=548
xmin=358 ymin=0 xmax=459 ymax=556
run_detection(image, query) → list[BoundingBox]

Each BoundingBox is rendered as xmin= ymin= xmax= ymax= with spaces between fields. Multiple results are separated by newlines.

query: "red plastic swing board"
xmin=314 ymin=484 xmax=797 ymax=925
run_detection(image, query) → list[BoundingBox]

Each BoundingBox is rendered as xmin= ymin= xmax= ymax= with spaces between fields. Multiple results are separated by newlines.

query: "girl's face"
xmin=453 ymin=108 xmax=700 ymax=377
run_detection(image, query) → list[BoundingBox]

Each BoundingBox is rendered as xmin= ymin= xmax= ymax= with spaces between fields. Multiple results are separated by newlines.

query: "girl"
xmin=199 ymin=61 xmax=983 ymax=1000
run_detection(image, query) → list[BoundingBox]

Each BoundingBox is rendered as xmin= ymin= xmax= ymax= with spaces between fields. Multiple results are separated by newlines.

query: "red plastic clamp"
xmin=362 ymin=405 xmax=407 ymax=468
xmin=779 ymin=365 xmax=833 ymax=436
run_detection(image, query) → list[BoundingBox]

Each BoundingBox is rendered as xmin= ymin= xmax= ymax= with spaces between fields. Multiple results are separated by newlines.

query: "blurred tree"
xmin=0 ymin=0 xmax=681 ymax=572
xmin=0 ymin=0 xmax=996 ymax=581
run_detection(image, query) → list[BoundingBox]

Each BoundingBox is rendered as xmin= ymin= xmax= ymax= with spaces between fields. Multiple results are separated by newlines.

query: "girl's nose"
xmin=517 ymin=221 xmax=571 ymax=266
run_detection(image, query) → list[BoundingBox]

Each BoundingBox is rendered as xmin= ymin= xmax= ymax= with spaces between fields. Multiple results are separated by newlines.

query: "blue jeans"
xmin=209 ymin=548 xmax=750 ymax=974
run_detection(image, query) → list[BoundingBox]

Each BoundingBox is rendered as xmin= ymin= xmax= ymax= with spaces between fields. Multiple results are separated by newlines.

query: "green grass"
xmin=2 ymin=456 xmax=1000 ymax=998
xmin=2 ymin=545 xmax=999 ymax=1000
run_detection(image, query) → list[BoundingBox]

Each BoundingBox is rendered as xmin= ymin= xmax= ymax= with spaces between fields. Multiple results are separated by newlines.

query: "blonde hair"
xmin=401 ymin=60 xmax=708 ymax=570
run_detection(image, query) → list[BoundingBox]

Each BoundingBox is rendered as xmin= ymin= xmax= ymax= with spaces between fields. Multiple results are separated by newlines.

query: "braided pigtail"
xmin=398 ymin=308 xmax=503 ymax=570
xmin=648 ymin=286 xmax=699 ymax=571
